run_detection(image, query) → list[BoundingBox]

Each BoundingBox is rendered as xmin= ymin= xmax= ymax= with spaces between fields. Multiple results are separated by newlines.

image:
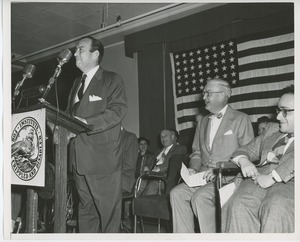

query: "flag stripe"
xmin=230 ymin=97 xmax=279 ymax=109
xmin=174 ymin=93 xmax=201 ymax=105
xmin=239 ymin=64 xmax=294 ymax=81
xmin=231 ymin=80 xmax=293 ymax=96
xmin=177 ymin=107 xmax=200 ymax=119
xmin=233 ymin=73 xmax=293 ymax=87
xmin=237 ymin=106 xmax=277 ymax=116
xmin=178 ymin=121 xmax=195 ymax=131
xmin=230 ymin=88 xmax=291 ymax=104
xmin=237 ymin=33 xmax=294 ymax=51
xmin=178 ymin=115 xmax=198 ymax=124
xmin=239 ymin=55 xmax=294 ymax=72
xmin=238 ymin=41 xmax=294 ymax=60
xmin=177 ymin=100 xmax=202 ymax=111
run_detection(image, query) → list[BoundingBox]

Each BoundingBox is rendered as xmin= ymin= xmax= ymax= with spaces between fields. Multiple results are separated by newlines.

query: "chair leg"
xmin=158 ymin=218 xmax=161 ymax=233
xmin=166 ymin=220 xmax=171 ymax=233
xmin=134 ymin=215 xmax=137 ymax=233
xmin=215 ymin=175 xmax=222 ymax=233
xmin=140 ymin=217 xmax=144 ymax=233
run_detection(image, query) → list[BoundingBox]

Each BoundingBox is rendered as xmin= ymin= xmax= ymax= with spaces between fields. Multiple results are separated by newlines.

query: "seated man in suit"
xmin=222 ymin=85 xmax=294 ymax=233
xmin=170 ymin=78 xmax=254 ymax=233
xmin=141 ymin=129 xmax=187 ymax=195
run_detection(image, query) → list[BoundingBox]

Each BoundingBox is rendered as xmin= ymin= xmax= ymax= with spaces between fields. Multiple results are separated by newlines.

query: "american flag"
xmin=170 ymin=29 xmax=294 ymax=133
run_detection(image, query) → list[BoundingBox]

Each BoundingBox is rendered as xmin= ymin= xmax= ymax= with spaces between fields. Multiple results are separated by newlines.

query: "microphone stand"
xmin=40 ymin=49 xmax=72 ymax=102
xmin=12 ymin=74 xmax=28 ymax=110
xmin=40 ymin=64 xmax=62 ymax=100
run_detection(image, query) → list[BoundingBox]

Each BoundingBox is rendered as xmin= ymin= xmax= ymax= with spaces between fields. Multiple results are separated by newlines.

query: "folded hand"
xmin=203 ymin=168 xmax=215 ymax=182
xmin=253 ymin=174 xmax=275 ymax=188
xmin=188 ymin=168 xmax=197 ymax=175
xmin=238 ymin=157 xmax=259 ymax=178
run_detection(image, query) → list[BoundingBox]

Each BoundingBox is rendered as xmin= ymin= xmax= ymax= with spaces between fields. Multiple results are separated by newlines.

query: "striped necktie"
xmin=72 ymin=74 xmax=87 ymax=115
xmin=272 ymin=134 xmax=291 ymax=160
xmin=77 ymin=74 xmax=87 ymax=100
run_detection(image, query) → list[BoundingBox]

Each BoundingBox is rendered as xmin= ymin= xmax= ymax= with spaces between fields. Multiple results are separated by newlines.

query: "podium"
xmin=13 ymin=100 xmax=92 ymax=233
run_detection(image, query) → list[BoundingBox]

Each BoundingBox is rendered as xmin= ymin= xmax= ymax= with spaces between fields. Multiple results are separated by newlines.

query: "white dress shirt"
xmin=156 ymin=144 xmax=174 ymax=165
xmin=74 ymin=65 xmax=99 ymax=103
xmin=209 ymin=105 xmax=228 ymax=149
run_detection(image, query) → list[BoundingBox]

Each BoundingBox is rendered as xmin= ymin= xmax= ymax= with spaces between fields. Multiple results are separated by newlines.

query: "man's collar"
xmin=163 ymin=143 xmax=174 ymax=153
xmin=84 ymin=65 xmax=99 ymax=78
xmin=210 ymin=104 xmax=228 ymax=119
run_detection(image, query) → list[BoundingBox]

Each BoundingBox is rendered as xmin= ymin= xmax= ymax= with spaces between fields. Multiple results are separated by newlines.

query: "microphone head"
xmin=57 ymin=49 xmax=72 ymax=66
xmin=23 ymin=64 xmax=36 ymax=78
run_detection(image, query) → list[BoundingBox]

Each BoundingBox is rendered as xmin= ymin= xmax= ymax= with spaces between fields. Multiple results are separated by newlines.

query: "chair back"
xmin=165 ymin=154 xmax=189 ymax=194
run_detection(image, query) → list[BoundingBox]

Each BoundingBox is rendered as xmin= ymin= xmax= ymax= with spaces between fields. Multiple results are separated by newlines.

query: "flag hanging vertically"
xmin=170 ymin=29 xmax=294 ymax=133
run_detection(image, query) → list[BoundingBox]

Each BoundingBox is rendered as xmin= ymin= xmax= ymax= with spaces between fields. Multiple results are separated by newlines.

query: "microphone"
xmin=23 ymin=64 xmax=36 ymax=78
xmin=41 ymin=49 xmax=72 ymax=100
xmin=21 ymin=85 xmax=45 ymax=99
xmin=57 ymin=49 xmax=72 ymax=67
xmin=13 ymin=64 xmax=36 ymax=101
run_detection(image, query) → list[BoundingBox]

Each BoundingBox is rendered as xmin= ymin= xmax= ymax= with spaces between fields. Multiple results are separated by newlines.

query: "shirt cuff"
xmin=272 ymin=170 xmax=282 ymax=182
xmin=232 ymin=155 xmax=248 ymax=166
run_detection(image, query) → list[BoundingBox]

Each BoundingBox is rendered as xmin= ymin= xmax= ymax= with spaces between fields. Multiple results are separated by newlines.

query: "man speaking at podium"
xmin=66 ymin=36 xmax=127 ymax=233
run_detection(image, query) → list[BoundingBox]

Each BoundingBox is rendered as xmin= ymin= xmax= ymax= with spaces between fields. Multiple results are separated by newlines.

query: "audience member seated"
xmin=141 ymin=129 xmax=187 ymax=195
xmin=170 ymin=78 xmax=254 ymax=233
xmin=257 ymin=116 xmax=270 ymax=136
xmin=135 ymin=137 xmax=153 ymax=178
xmin=222 ymin=85 xmax=294 ymax=233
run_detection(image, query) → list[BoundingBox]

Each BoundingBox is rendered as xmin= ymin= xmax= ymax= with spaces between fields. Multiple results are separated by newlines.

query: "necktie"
xmin=77 ymin=74 xmax=87 ymax=100
xmin=140 ymin=156 xmax=146 ymax=175
xmin=272 ymin=134 xmax=290 ymax=160
xmin=156 ymin=149 xmax=166 ymax=165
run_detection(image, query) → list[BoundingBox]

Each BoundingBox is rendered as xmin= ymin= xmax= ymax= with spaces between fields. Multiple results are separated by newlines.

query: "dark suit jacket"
xmin=136 ymin=150 xmax=153 ymax=178
xmin=120 ymin=128 xmax=139 ymax=192
xmin=66 ymin=67 xmax=127 ymax=174
xmin=232 ymin=122 xmax=294 ymax=183
xmin=190 ymin=105 xmax=254 ymax=172
xmin=147 ymin=143 xmax=187 ymax=173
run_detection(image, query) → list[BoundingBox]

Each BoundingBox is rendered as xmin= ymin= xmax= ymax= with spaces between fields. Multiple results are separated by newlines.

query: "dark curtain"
xmin=12 ymin=55 xmax=81 ymax=111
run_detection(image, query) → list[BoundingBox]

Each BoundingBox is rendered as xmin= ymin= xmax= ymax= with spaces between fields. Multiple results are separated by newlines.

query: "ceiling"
xmin=9 ymin=2 xmax=224 ymax=69
xmin=11 ymin=2 xmax=172 ymax=57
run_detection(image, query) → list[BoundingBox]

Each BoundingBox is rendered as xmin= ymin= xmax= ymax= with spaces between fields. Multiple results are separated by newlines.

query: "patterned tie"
xmin=272 ymin=134 xmax=291 ymax=160
xmin=72 ymin=74 xmax=87 ymax=115
xmin=156 ymin=149 xmax=166 ymax=165
xmin=77 ymin=74 xmax=87 ymax=100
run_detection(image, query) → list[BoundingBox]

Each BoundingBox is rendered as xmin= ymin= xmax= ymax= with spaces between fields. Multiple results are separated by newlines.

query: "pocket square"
xmin=89 ymin=95 xmax=102 ymax=101
xmin=224 ymin=130 xmax=233 ymax=135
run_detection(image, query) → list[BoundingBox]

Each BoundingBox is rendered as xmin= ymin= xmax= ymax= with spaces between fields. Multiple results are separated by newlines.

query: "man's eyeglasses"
xmin=202 ymin=91 xmax=223 ymax=97
xmin=276 ymin=108 xmax=294 ymax=117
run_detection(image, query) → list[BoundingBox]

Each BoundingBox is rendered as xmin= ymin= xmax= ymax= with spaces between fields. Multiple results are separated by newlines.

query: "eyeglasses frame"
xmin=202 ymin=91 xmax=223 ymax=97
xmin=276 ymin=108 xmax=294 ymax=117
